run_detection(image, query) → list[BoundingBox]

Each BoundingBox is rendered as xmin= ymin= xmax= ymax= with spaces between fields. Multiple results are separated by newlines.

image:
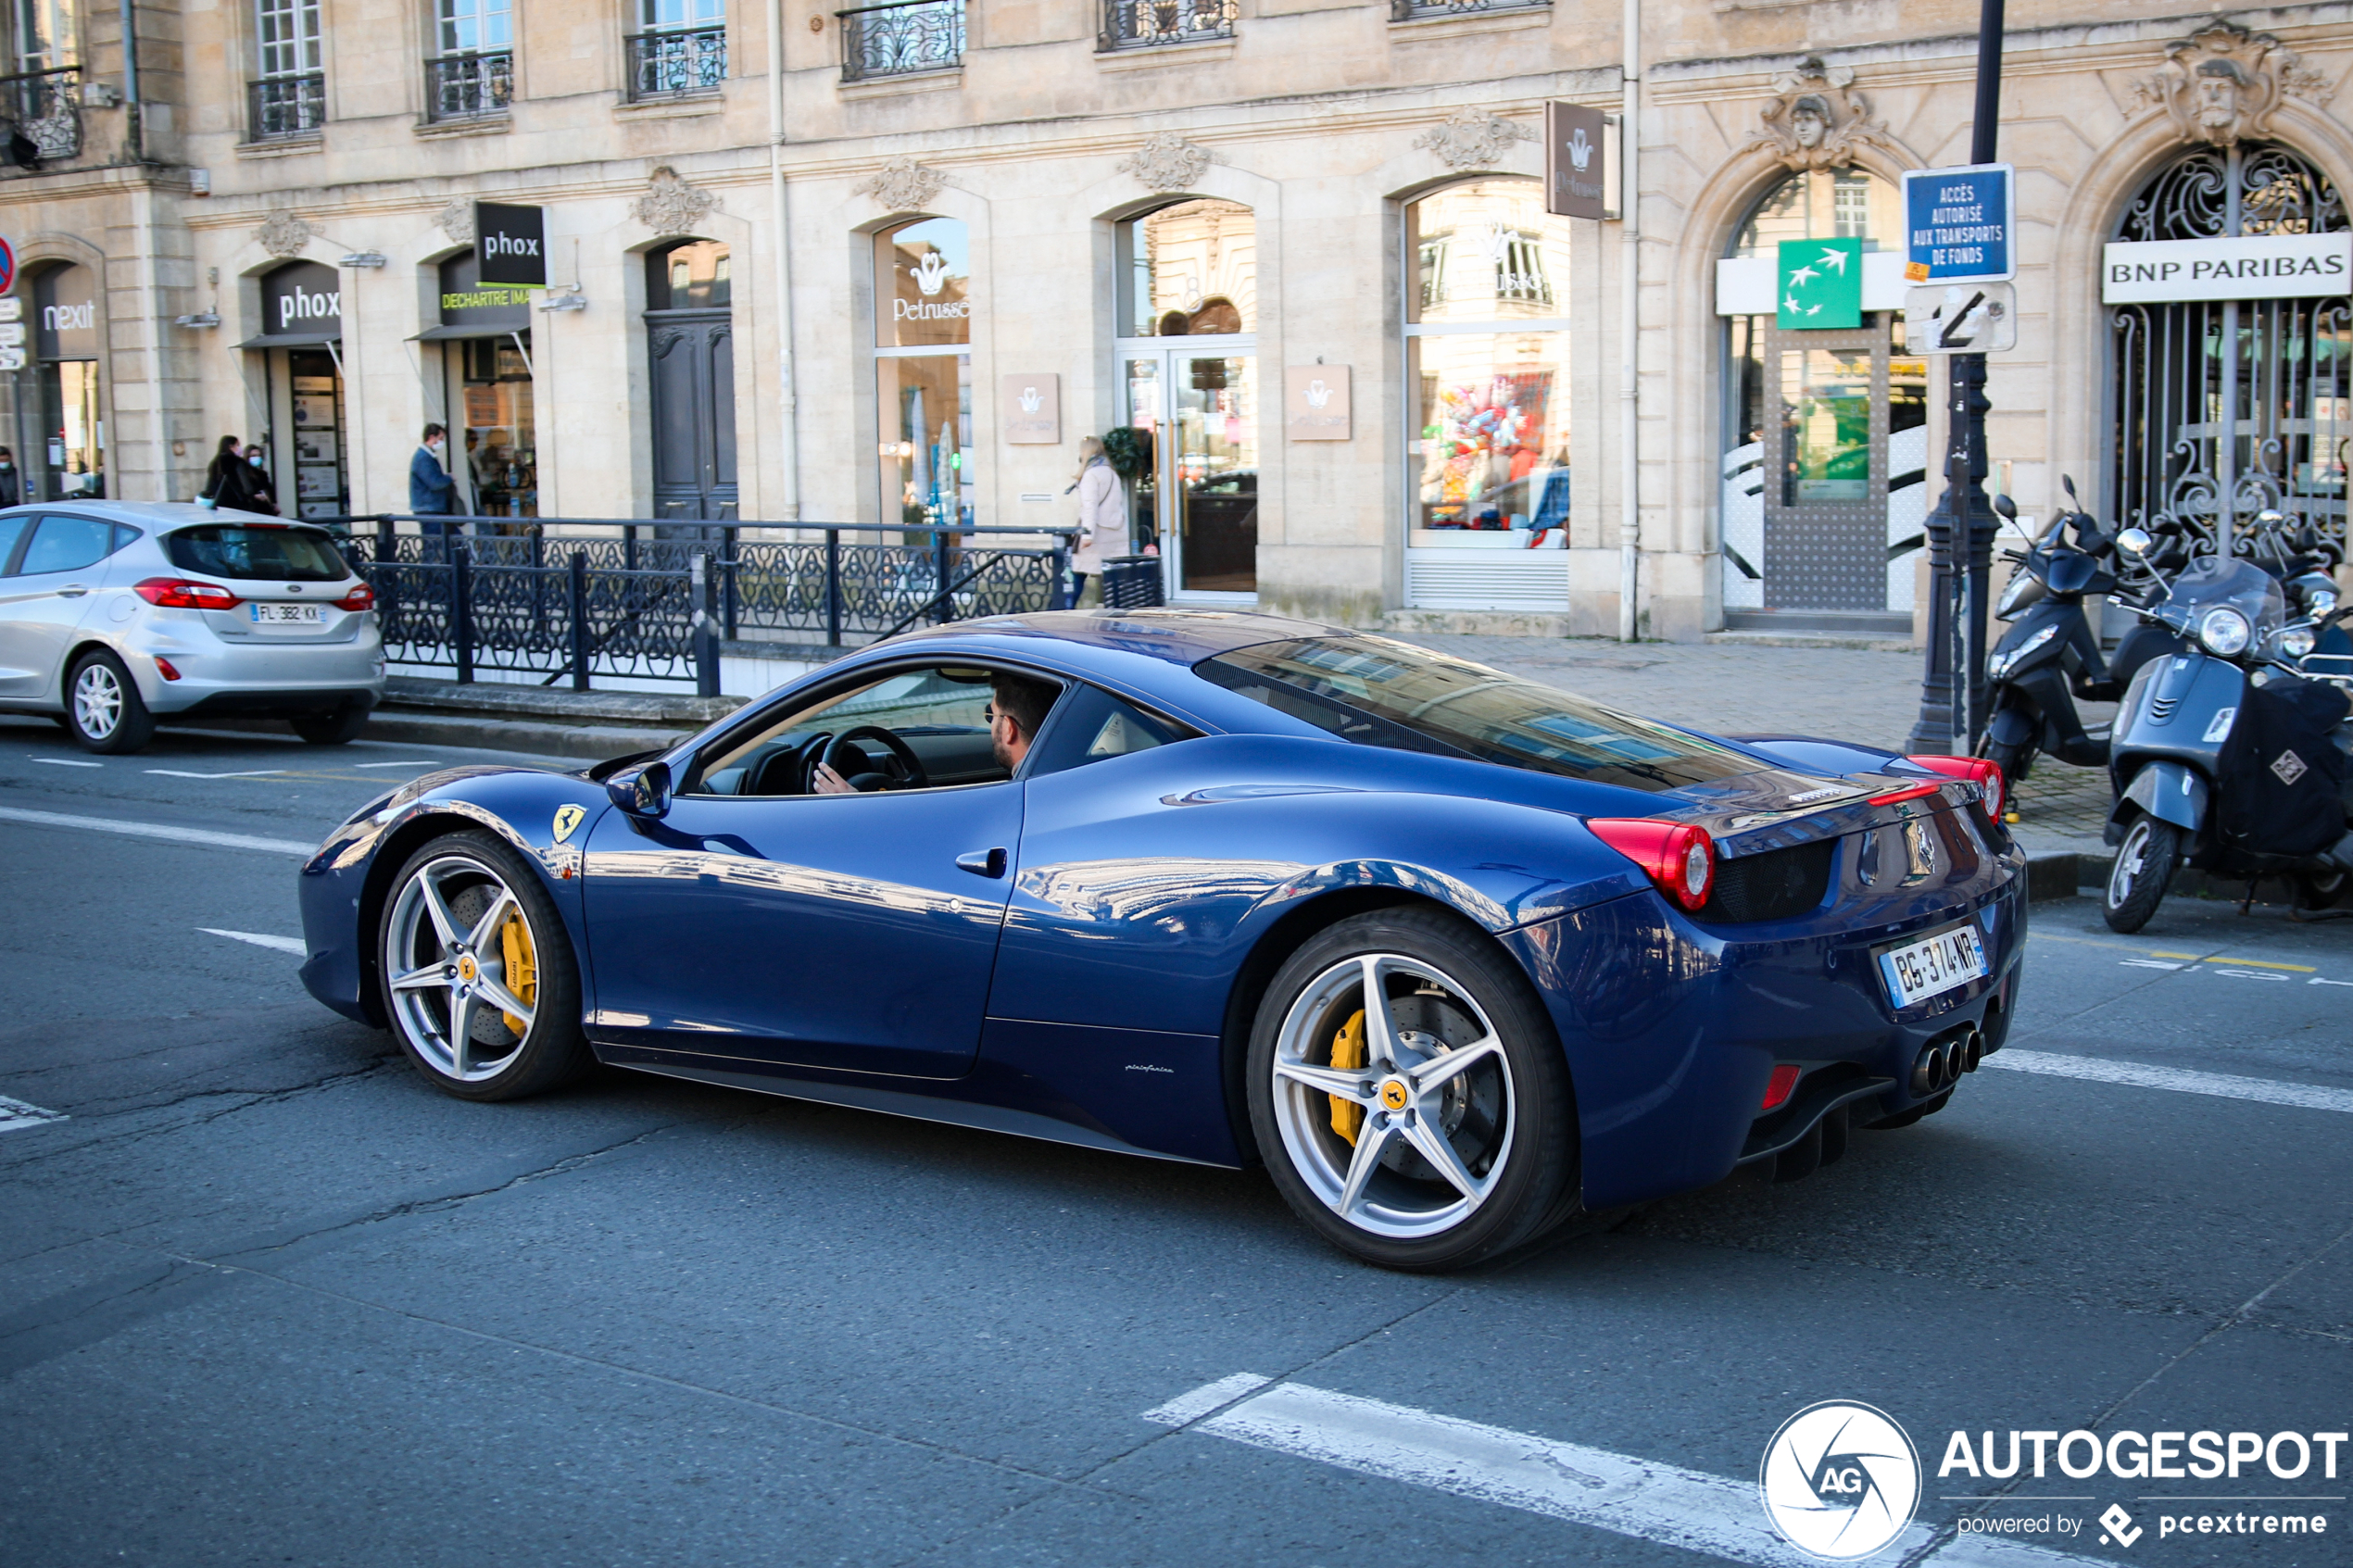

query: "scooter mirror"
xmin=2062 ymin=474 xmax=2080 ymax=503
xmin=1993 ymin=494 xmax=2019 ymax=521
xmin=2257 ymin=508 xmax=2286 ymax=527
xmin=2116 ymin=527 xmax=2154 ymax=557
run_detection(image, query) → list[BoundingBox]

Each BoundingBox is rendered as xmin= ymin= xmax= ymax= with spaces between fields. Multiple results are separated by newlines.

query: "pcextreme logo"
xmin=1760 ymin=1401 xmax=1922 ymax=1561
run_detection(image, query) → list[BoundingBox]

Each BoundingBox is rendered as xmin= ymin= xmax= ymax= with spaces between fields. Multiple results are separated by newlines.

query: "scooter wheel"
xmin=1982 ymin=739 xmax=2033 ymax=790
xmin=2105 ymin=817 xmax=2181 ymax=934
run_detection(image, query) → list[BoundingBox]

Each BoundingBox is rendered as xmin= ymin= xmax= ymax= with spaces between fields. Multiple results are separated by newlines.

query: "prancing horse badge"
xmin=552 ymin=804 xmax=586 ymax=844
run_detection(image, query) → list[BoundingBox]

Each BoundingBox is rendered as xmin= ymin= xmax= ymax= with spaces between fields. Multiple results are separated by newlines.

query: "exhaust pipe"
xmin=1911 ymin=1045 xmax=1946 ymax=1096
xmin=1959 ymin=1028 xmax=1983 ymax=1073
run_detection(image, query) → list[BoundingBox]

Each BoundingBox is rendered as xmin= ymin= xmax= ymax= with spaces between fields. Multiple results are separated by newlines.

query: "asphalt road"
xmin=1 ymin=715 xmax=2347 ymax=1568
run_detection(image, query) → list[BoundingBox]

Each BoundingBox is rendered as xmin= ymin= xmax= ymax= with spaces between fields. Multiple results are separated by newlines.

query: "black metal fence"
xmin=331 ymin=516 xmax=1072 ymax=694
xmin=837 ymin=0 xmax=965 ymax=82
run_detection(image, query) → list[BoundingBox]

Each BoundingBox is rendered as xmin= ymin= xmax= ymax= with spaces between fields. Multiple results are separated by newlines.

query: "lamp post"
xmin=1906 ymin=0 xmax=2006 ymax=754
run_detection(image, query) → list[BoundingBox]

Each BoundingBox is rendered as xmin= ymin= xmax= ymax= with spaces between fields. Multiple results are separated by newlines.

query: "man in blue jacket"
xmin=410 ymin=422 xmax=459 ymax=555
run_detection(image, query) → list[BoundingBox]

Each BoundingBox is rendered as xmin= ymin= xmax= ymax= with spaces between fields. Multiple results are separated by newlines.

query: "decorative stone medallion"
xmin=1117 ymin=133 xmax=1214 ymax=194
xmin=2130 ymin=22 xmax=2334 ymax=149
xmin=854 ymin=157 xmax=948 ymax=211
xmin=434 ymin=200 xmax=476 ymax=244
xmin=255 ymin=210 xmax=313 ymax=259
xmin=1412 ymin=110 xmax=1537 ymax=172
xmin=631 ymin=166 xmax=718 ymax=234
xmin=1743 ymin=56 xmax=1895 ymax=172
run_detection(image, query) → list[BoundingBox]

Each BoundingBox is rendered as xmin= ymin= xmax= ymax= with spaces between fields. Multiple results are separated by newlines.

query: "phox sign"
xmin=260 ymin=261 xmax=341 ymax=339
xmin=474 ymin=203 xmax=547 ymax=287
xmin=1901 ymin=164 xmax=2015 ymax=284
xmin=2102 ymin=232 xmax=2352 ymax=303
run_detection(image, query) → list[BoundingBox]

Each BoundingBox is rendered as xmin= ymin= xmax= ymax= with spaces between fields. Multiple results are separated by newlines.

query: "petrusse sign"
xmin=473 ymin=202 xmax=547 ymax=287
xmin=1900 ymin=164 xmax=2015 ymax=284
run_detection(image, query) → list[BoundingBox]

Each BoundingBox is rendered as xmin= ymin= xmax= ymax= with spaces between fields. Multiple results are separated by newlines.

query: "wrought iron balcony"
xmin=1389 ymin=0 xmax=1549 ymax=19
xmin=836 ymin=0 xmax=964 ymax=82
xmin=626 ymin=26 xmax=727 ymax=101
xmin=245 ymin=72 xmax=325 ymax=143
xmin=0 ymin=65 xmax=81 ymax=166
xmin=425 ymin=51 xmax=512 ymax=123
xmin=1100 ymin=0 xmax=1237 ymax=50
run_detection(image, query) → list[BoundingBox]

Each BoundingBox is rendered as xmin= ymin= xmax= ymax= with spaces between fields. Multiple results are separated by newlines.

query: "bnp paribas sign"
xmin=474 ymin=203 xmax=547 ymax=288
xmin=2103 ymin=232 xmax=2351 ymax=304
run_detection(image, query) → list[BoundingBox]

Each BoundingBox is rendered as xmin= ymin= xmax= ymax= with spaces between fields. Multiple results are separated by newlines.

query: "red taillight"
xmin=1904 ymin=754 xmax=2005 ymax=822
xmin=1762 ymin=1063 xmax=1802 ymax=1111
xmin=134 ymin=577 xmax=243 ymax=610
xmin=334 ymin=582 xmax=376 ymax=612
xmin=154 ymin=657 xmax=181 ymax=682
xmin=1587 ymin=818 xmax=1717 ymax=911
xmin=1868 ymin=782 xmax=1944 ymax=807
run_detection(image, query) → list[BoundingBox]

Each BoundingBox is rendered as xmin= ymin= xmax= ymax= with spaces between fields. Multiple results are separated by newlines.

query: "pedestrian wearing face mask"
xmin=240 ymin=443 xmax=281 ymax=516
xmin=0 ymin=446 xmax=19 ymax=508
xmin=201 ymin=433 xmax=265 ymax=511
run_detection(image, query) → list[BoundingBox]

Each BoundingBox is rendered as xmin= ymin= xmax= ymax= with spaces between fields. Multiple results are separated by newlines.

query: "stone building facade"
xmin=0 ymin=0 xmax=2347 ymax=642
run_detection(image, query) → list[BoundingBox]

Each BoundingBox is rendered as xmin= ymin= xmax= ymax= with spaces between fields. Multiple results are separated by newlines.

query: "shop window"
xmin=1403 ymin=180 xmax=1572 ymax=546
xmin=874 ymin=217 xmax=971 ymax=532
xmin=1116 ymin=199 xmax=1255 ymax=338
xmin=31 ymin=262 xmax=102 ymax=501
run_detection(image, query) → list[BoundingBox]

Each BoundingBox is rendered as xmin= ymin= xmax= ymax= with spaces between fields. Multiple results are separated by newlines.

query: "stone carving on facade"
xmin=1116 ymin=133 xmax=1214 ymax=193
xmin=434 ymin=200 xmax=475 ymax=244
xmin=255 ymin=210 xmax=313 ymax=258
xmin=1412 ymin=110 xmax=1536 ymax=172
xmin=853 ymin=157 xmax=947 ymax=211
xmin=1743 ymin=57 xmax=1894 ymax=171
xmin=2129 ymin=22 xmax=2334 ymax=149
xmin=631 ymin=166 xmax=718 ymax=233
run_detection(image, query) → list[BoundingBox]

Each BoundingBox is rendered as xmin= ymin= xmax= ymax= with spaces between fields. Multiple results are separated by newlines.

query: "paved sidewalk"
xmin=1394 ymin=633 xmax=2114 ymax=860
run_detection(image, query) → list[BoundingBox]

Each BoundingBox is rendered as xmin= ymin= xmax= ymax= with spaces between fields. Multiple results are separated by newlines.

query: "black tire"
xmin=2296 ymin=866 xmax=2350 ymax=913
xmin=292 ymin=702 xmax=370 ymax=746
xmin=2104 ymin=815 xmax=2180 ymax=934
xmin=1246 ymin=908 xmax=1577 ymax=1272
xmin=1984 ymin=738 xmax=2032 ymax=793
xmin=377 ymin=831 xmax=589 ymax=1102
xmin=64 ymin=649 xmax=155 ymax=754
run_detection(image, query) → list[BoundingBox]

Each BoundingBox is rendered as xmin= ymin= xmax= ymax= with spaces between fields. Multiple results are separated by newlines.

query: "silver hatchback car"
xmin=0 ymin=501 xmax=385 ymax=753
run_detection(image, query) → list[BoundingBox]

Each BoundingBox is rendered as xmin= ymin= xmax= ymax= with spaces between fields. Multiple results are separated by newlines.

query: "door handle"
xmin=955 ymin=847 xmax=1007 ymax=879
xmin=57 ymin=584 xmax=88 ymax=597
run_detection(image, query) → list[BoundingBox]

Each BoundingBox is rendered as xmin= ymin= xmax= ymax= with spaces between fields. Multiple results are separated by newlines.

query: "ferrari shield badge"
xmin=552 ymin=804 xmax=586 ymax=844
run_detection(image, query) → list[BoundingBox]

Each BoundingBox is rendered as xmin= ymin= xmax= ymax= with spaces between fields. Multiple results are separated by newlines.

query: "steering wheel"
xmin=743 ymin=733 xmax=829 ymax=796
xmin=822 ymin=725 xmax=929 ymax=792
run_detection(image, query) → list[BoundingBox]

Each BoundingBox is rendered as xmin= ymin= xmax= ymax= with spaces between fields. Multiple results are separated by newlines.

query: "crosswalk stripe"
xmin=1984 ymin=1049 xmax=2353 ymax=1115
xmin=0 ymin=804 xmax=314 ymax=857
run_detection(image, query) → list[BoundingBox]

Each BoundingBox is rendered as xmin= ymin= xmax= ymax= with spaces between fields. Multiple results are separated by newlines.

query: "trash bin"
xmin=1100 ymin=555 xmax=1165 ymax=609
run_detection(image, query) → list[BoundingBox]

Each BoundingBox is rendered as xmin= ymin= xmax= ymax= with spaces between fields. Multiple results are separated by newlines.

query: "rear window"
xmin=165 ymin=524 xmax=347 ymax=582
xmin=1197 ymin=636 xmax=1758 ymax=792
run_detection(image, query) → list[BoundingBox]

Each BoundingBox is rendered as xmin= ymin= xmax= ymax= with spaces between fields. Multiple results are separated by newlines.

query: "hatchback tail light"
xmin=1903 ymin=754 xmax=2005 ymax=822
xmin=333 ymin=582 xmax=377 ymax=612
xmin=1587 ymin=818 xmax=1717 ymax=911
xmin=134 ymin=577 xmax=243 ymax=610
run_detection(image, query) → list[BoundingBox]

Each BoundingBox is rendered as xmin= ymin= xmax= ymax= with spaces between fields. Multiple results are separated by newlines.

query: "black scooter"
xmin=1980 ymin=479 xmax=2181 ymax=787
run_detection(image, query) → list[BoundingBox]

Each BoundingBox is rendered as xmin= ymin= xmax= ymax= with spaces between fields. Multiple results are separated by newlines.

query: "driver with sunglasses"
xmin=811 ymin=671 xmax=1057 ymax=794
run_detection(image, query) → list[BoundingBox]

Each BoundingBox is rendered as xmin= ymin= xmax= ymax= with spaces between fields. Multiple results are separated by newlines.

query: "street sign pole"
xmin=1906 ymin=0 xmax=2007 ymax=754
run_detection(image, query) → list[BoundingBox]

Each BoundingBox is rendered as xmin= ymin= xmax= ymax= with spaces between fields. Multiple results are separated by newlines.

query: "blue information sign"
xmin=1900 ymin=163 xmax=2014 ymax=285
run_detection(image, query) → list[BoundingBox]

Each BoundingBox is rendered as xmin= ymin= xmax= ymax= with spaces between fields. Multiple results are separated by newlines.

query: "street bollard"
xmin=691 ymin=549 xmax=720 ymax=698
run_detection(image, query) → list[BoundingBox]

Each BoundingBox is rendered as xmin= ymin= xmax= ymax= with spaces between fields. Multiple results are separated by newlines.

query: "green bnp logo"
xmin=1778 ymin=238 xmax=1863 ymax=330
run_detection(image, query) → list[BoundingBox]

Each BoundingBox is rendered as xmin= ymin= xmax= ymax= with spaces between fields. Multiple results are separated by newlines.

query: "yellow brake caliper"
xmin=497 ymin=910 xmax=537 ymax=1036
xmin=1327 ymin=1010 xmax=1366 ymax=1145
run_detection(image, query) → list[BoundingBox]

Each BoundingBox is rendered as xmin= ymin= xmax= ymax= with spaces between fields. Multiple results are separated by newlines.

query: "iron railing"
xmin=0 ymin=65 xmax=80 ymax=164
xmin=332 ymin=517 xmax=1073 ymax=691
xmin=1389 ymin=0 xmax=1548 ymax=17
xmin=246 ymin=72 xmax=326 ymax=142
xmin=425 ymin=51 xmax=512 ymax=122
xmin=1100 ymin=0 xmax=1236 ymax=49
xmin=625 ymin=26 xmax=727 ymax=100
xmin=837 ymin=0 xmax=964 ymax=82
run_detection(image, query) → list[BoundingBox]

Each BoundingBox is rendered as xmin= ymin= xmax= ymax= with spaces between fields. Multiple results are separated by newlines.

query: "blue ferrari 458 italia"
xmin=298 ymin=611 xmax=2023 ymax=1270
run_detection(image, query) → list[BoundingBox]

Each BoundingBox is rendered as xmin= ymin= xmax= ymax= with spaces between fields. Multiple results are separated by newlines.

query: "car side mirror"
xmin=607 ymin=759 xmax=673 ymax=818
xmin=1992 ymin=494 xmax=2019 ymax=521
xmin=2116 ymin=527 xmax=2153 ymax=557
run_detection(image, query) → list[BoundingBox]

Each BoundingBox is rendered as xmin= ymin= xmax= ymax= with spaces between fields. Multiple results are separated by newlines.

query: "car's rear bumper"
xmin=1505 ymin=812 xmax=2029 ymax=1210
xmin=127 ymin=623 xmax=385 ymax=715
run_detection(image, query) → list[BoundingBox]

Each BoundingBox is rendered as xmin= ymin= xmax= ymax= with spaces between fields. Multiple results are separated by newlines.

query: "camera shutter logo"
xmin=1759 ymin=1401 xmax=1921 ymax=1560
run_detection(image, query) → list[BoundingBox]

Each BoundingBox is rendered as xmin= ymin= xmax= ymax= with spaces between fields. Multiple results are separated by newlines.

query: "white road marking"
xmin=1986 ymin=1049 xmax=2353 ymax=1115
xmin=0 ymin=1095 xmax=68 ymax=1134
xmin=144 ymin=769 xmax=287 ymax=779
xmin=0 ymin=805 xmax=313 ymax=857
xmin=29 ymin=757 xmax=101 ymax=768
xmin=1144 ymin=1378 xmax=2100 ymax=1568
xmin=199 ymin=927 xmax=308 ymax=956
xmin=350 ymin=759 xmax=437 ymax=769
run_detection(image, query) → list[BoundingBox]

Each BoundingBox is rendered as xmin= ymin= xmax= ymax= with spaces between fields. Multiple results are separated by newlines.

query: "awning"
xmin=235 ymin=330 xmax=343 ymax=349
xmin=410 ymin=323 xmax=527 ymax=342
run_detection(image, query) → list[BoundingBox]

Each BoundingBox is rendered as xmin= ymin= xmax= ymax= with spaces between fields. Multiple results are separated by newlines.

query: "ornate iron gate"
xmin=2110 ymin=142 xmax=2351 ymax=558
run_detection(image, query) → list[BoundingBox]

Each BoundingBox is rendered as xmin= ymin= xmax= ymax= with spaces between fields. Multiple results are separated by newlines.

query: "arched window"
xmin=1401 ymin=179 xmax=1572 ymax=610
xmin=2110 ymin=142 xmax=2349 ymax=558
xmin=1718 ymin=167 xmax=1923 ymax=620
xmin=875 ymin=217 xmax=971 ymax=530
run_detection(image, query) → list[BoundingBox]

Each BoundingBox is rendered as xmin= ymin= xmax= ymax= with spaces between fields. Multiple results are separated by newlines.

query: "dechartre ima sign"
xmin=2102 ymin=232 xmax=2352 ymax=303
xmin=473 ymin=202 xmax=547 ymax=287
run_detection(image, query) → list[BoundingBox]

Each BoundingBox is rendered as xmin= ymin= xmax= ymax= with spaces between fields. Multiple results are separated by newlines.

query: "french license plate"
xmin=250 ymin=603 xmax=322 ymax=626
xmin=1878 ymin=922 xmax=1988 ymax=1009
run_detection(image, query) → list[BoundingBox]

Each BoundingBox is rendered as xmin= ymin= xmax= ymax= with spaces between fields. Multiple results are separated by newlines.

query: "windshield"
xmin=1197 ymin=636 xmax=1762 ymax=792
xmin=164 ymin=524 xmax=349 ymax=582
xmin=2155 ymin=556 xmax=2287 ymax=641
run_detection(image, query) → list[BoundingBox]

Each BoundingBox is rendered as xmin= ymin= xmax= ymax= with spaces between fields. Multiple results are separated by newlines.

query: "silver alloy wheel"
xmin=72 ymin=660 xmax=123 ymax=740
xmin=2108 ymin=819 xmax=2158 ymax=909
xmin=384 ymin=853 xmax=538 ymax=1082
xmin=1268 ymin=952 xmax=1516 ymax=1241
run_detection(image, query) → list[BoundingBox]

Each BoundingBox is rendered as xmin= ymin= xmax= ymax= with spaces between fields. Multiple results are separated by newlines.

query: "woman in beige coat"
xmin=1069 ymin=435 xmax=1126 ymax=608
